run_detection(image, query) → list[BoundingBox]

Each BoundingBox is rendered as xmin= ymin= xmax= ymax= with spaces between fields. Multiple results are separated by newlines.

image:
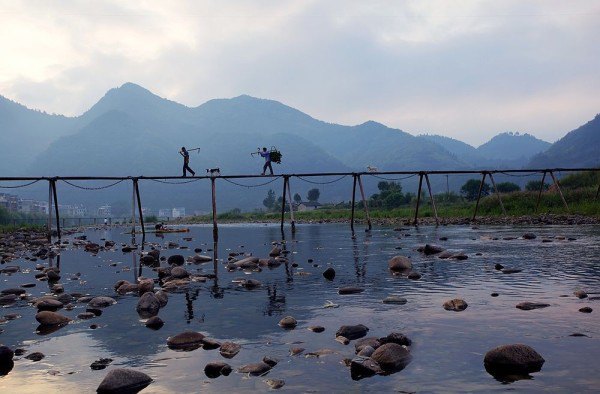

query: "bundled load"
xmin=269 ymin=147 xmax=282 ymax=164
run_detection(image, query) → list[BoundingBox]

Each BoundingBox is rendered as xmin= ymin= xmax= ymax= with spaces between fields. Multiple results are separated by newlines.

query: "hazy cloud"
xmin=0 ymin=0 xmax=598 ymax=145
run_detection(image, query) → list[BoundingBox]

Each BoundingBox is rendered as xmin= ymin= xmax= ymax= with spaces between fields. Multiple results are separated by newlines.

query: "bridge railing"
xmin=1 ymin=168 xmax=599 ymax=240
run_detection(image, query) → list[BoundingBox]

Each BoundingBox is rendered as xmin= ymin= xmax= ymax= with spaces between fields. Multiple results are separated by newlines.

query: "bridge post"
xmin=535 ymin=171 xmax=547 ymax=212
xmin=424 ymin=173 xmax=439 ymax=225
xmin=286 ymin=177 xmax=296 ymax=233
xmin=596 ymin=182 xmax=600 ymax=200
xmin=488 ymin=172 xmax=507 ymax=216
xmin=134 ymin=178 xmax=145 ymax=237
xmin=211 ymin=177 xmax=218 ymax=242
xmin=472 ymin=172 xmax=487 ymax=221
xmin=357 ymin=175 xmax=372 ymax=231
xmin=280 ymin=176 xmax=288 ymax=231
xmin=130 ymin=179 xmax=136 ymax=236
xmin=549 ymin=171 xmax=569 ymax=212
xmin=413 ymin=172 xmax=424 ymax=225
xmin=350 ymin=174 xmax=357 ymax=232
xmin=51 ymin=179 xmax=61 ymax=240
xmin=47 ymin=180 xmax=52 ymax=242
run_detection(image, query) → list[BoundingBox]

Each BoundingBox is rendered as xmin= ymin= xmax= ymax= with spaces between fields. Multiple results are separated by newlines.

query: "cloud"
xmin=0 ymin=0 xmax=599 ymax=145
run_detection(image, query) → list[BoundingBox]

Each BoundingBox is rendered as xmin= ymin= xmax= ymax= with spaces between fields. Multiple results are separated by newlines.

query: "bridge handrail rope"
xmin=498 ymin=171 xmax=541 ymax=177
xmin=368 ymin=173 xmax=417 ymax=181
xmin=61 ymin=179 xmax=126 ymax=190
xmin=0 ymin=179 xmax=41 ymax=188
xmin=295 ymin=175 xmax=348 ymax=184
xmin=147 ymin=178 xmax=202 ymax=185
xmin=222 ymin=176 xmax=282 ymax=188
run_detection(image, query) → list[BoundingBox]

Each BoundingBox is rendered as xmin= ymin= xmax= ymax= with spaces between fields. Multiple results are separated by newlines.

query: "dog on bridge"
xmin=206 ymin=168 xmax=221 ymax=176
xmin=367 ymin=165 xmax=378 ymax=173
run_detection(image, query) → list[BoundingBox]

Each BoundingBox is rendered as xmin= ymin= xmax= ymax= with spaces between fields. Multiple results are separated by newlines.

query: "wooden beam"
xmin=134 ymin=179 xmax=145 ymax=237
xmin=211 ymin=177 xmax=218 ymax=242
xmin=535 ymin=171 xmax=547 ymax=212
xmin=472 ymin=172 xmax=487 ymax=221
xmin=280 ymin=176 xmax=287 ymax=231
xmin=424 ymin=173 xmax=439 ymax=225
xmin=51 ymin=180 xmax=61 ymax=240
xmin=488 ymin=172 xmax=506 ymax=216
xmin=47 ymin=180 xmax=52 ymax=242
xmin=357 ymin=175 xmax=372 ymax=231
xmin=350 ymin=174 xmax=357 ymax=232
xmin=549 ymin=171 xmax=569 ymax=212
xmin=413 ymin=173 xmax=423 ymax=225
xmin=286 ymin=177 xmax=296 ymax=233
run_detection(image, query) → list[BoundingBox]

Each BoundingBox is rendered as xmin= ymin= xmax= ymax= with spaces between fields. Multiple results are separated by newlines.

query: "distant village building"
xmin=297 ymin=201 xmax=321 ymax=211
xmin=97 ymin=205 xmax=112 ymax=218
xmin=141 ymin=207 xmax=152 ymax=216
xmin=172 ymin=207 xmax=186 ymax=218
xmin=158 ymin=209 xmax=172 ymax=219
xmin=59 ymin=204 xmax=87 ymax=217
xmin=0 ymin=193 xmax=22 ymax=212
xmin=19 ymin=199 xmax=49 ymax=214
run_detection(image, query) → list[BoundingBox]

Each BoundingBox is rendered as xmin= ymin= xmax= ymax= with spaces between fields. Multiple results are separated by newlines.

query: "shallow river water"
xmin=1 ymin=223 xmax=599 ymax=393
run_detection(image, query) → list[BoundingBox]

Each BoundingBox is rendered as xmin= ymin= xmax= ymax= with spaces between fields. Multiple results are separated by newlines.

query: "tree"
xmin=461 ymin=179 xmax=490 ymax=201
xmin=293 ymin=193 xmax=302 ymax=203
xmin=307 ymin=188 xmax=320 ymax=202
xmin=525 ymin=180 xmax=549 ymax=192
xmin=383 ymin=192 xmax=404 ymax=209
xmin=263 ymin=189 xmax=276 ymax=209
xmin=494 ymin=182 xmax=520 ymax=193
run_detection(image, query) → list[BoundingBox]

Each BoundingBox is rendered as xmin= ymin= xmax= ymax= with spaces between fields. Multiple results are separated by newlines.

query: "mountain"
xmin=418 ymin=134 xmax=482 ymax=167
xmin=528 ymin=114 xmax=600 ymax=168
xmin=0 ymin=96 xmax=75 ymax=174
xmin=477 ymin=132 xmax=551 ymax=166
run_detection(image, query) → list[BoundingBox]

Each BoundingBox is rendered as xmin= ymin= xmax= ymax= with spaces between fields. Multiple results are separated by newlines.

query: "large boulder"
xmin=204 ymin=361 xmax=232 ymax=378
xmin=136 ymin=292 xmax=161 ymax=317
xmin=88 ymin=297 xmax=116 ymax=308
xmin=35 ymin=311 xmax=71 ymax=326
xmin=96 ymin=368 xmax=152 ymax=393
xmin=336 ymin=324 xmax=369 ymax=340
xmin=167 ymin=331 xmax=205 ymax=351
xmin=484 ymin=344 xmax=545 ymax=376
xmin=370 ymin=343 xmax=412 ymax=372
xmin=167 ymin=254 xmax=185 ymax=266
xmin=388 ymin=256 xmax=412 ymax=272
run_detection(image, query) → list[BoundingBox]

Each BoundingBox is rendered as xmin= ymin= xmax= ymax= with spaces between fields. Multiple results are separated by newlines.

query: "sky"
xmin=0 ymin=0 xmax=599 ymax=146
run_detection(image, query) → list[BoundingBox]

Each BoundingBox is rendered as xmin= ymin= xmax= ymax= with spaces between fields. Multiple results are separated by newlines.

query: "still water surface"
xmin=1 ymin=223 xmax=599 ymax=393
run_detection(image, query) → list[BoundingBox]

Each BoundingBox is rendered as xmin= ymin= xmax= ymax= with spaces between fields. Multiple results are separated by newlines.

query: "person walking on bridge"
xmin=180 ymin=147 xmax=196 ymax=177
xmin=259 ymin=147 xmax=274 ymax=175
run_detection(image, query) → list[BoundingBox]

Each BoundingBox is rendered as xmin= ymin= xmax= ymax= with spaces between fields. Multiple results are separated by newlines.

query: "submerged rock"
xmin=167 ymin=254 xmax=185 ymax=266
xmin=484 ymin=344 xmax=544 ymax=377
xmin=516 ymin=302 xmax=550 ymax=311
xmin=308 ymin=325 xmax=325 ymax=333
xmin=322 ymin=267 xmax=336 ymax=281
xmin=167 ymin=331 xmax=205 ymax=351
xmin=278 ymin=316 xmax=297 ymax=329
xmin=579 ymin=307 xmax=593 ymax=313
xmin=90 ymin=358 xmax=113 ymax=370
xmin=574 ymin=290 xmax=588 ymax=299
xmin=96 ymin=368 xmax=153 ymax=393
xmin=88 ymin=297 xmax=116 ymax=308
xmin=382 ymin=296 xmax=407 ymax=305
xmin=388 ymin=256 xmax=412 ymax=272
xmin=370 ymin=343 xmax=412 ymax=372
xmin=336 ymin=324 xmax=369 ymax=340
xmin=25 ymin=352 xmax=45 ymax=362
xmin=238 ymin=362 xmax=272 ymax=376
xmin=338 ymin=287 xmax=364 ymax=295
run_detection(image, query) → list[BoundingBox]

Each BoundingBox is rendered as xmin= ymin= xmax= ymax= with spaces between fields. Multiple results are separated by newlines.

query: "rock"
xmin=443 ymin=299 xmax=468 ymax=311
xmin=264 ymin=379 xmax=285 ymax=389
xmin=78 ymin=312 xmax=96 ymax=320
xmin=308 ymin=325 xmax=325 ymax=333
xmin=84 ymin=243 xmax=101 ymax=253
xmin=574 ymin=290 xmax=588 ymax=299
xmin=192 ymin=254 xmax=212 ymax=263
xmin=34 ymin=297 xmax=64 ymax=311
xmin=96 ymin=368 xmax=153 ymax=393
xmin=336 ymin=324 xmax=369 ymax=340
xmin=305 ymin=348 xmax=336 ymax=357
xmin=338 ymin=287 xmax=364 ymax=295
xmin=350 ymin=357 xmax=383 ymax=380
xmin=335 ymin=336 xmax=350 ymax=345
xmin=220 ymin=342 xmax=241 ymax=358
xmin=379 ymin=332 xmax=412 ymax=347
xmin=0 ymin=294 xmax=17 ymax=306
xmin=262 ymin=356 xmax=278 ymax=367
xmin=322 ymin=267 xmax=336 ymax=281
xmin=269 ymin=246 xmax=281 ymax=257
xmin=289 ymin=347 xmax=304 ymax=356
xmin=516 ymin=302 xmax=550 ymax=311
xmin=382 ymin=296 xmax=407 ymax=305
xmin=0 ymin=345 xmax=14 ymax=365
xmin=202 ymin=338 xmax=221 ymax=350
xmin=47 ymin=270 xmax=61 ymax=281
xmin=483 ymin=344 xmax=545 ymax=376
xmin=278 ymin=316 xmax=297 ymax=329
xmin=116 ymin=283 xmax=139 ymax=295
xmin=421 ymin=244 xmax=445 ymax=255
xmin=0 ymin=288 xmax=26 ymax=296
xmin=491 ymin=293 xmax=499 ymax=297
xmin=35 ymin=311 xmax=71 ymax=326
xmin=88 ymin=296 xmax=116 ymax=308
xmin=167 ymin=331 xmax=205 ymax=351
xmin=155 ymin=291 xmax=169 ymax=307
xmin=145 ymin=316 xmax=164 ymax=329
xmin=25 ymin=352 xmax=44 ymax=361
xmin=357 ymin=346 xmax=376 ymax=357
xmin=494 ymin=263 xmax=504 ymax=270
xmin=238 ymin=362 xmax=272 ymax=376
xmin=522 ymin=233 xmax=537 ymax=240
xmin=204 ymin=361 xmax=232 ymax=378
xmin=579 ymin=307 xmax=593 ymax=313
xmin=450 ymin=253 xmax=468 ymax=260
xmin=234 ymin=257 xmax=260 ymax=269
xmin=90 ymin=358 xmax=113 ymax=370
xmin=137 ymin=279 xmax=155 ymax=295
xmin=140 ymin=255 xmax=157 ymax=266
xmin=137 ymin=292 xmax=161 ymax=317
xmin=170 ymin=266 xmax=189 ymax=279
xmin=167 ymin=254 xmax=185 ymax=266
xmin=502 ymin=269 xmax=522 ymax=274
xmin=241 ymin=279 xmax=261 ymax=289
xmin=355 ymin=337 xmax=381 ymax=353
xmin=407 ymin=272 xmax=421 ymax=280
xmin=437 ymin=250 xmax=453 ymax=259
xmin=371 ymin=343 xmax=412 ymax=372
xmin=388 ymin=256 xmax=412 ymax=272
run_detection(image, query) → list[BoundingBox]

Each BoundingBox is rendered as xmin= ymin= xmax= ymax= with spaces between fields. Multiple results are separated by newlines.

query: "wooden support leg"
xmin=549 ymin=171 xmax=569 ymax=212
xmin=488 ymin=173 xmax=507 ymax=216
xmin=413 ymin=173 xmax=423 ymax=225
xmin=52 ymin=180 xmax=61 ymax=240
xmin=280 ymin=176 xmax=288 ymax=231
xmin=535 ymin=171 xmax=547 ymax=212
xmin=596 ymin=182 xmax=600 ymax=200
xmin=424 ymin=173 xmax=439 ymax=225
xmin=211 ymin=177 xmax=218 ymax=242
xmin=47 ymin=180 xmax=52 ymax=242
xmin=472 ymin=172 xmax=487 ymax=221
xmin=357 ymin=175 xmax=372 ymax=231
xmin=131 ymin=180 xmax=136 ymax=236
xmin=350 ymin=174 xmax=357 ymax=232
xmin=134 ymin=179 xmax=145 ymax=237
xmin=286 ymin=177 xmax=296 ymax=233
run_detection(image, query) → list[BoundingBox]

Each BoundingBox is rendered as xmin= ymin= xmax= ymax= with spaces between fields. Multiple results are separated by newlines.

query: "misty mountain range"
xmin=1 ymin=83 xmax=598 ymax=212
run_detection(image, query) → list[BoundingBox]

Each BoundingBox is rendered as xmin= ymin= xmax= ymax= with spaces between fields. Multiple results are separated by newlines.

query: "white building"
xmin=97 ymin=205 xmax=112 ymax=217
xmin=158 ymin=209 xmax=171 ymax=219
xmin=172 ymin=207 xmax=186 ymax=218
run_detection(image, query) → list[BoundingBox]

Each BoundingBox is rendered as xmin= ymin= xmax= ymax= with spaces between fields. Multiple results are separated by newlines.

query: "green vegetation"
xmin=493 ymin=182 xmax=520 ymax=193
xmin=461 ymin=179 xmax=490 ymax=201
xmin=307 ymin=188 xmax=320 ymax=202
xmin=525 ymin=180 xmax=549 ymax=191
xmin=144 ymin=215 xmax=158 ymax=223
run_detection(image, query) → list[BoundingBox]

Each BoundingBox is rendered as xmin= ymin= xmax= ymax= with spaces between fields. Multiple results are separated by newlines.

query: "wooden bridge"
xmin=1 ymin=167 xmax=599 ymax=241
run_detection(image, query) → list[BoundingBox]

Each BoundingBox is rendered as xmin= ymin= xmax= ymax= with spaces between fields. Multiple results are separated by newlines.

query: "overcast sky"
xmin=1 ymin=0 xmax=599 ymax=145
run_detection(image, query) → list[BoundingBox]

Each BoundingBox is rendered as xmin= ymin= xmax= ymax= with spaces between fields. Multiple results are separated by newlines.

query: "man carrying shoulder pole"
xmin=180 ymin=146 xmax=196 ymax=177
xmin=258 ymin=147 xmax=273 ymax=176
